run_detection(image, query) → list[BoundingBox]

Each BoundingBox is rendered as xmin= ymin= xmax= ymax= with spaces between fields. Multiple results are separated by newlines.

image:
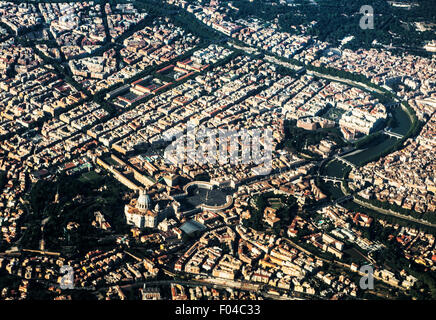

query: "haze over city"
xmin=0 ymin=0 xmax=434 ymax=304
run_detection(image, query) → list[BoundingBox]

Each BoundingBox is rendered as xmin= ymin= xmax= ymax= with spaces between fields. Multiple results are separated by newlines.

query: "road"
xmin=353 ymin=198 xmax=436 ymax=228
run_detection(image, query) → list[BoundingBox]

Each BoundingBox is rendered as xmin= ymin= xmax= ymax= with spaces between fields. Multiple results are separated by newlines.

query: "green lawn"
xmin=78 ymin=170 xmax=103 ymax=184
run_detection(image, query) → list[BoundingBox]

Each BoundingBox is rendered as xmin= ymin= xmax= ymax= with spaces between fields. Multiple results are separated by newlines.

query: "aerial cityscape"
xmin=0 ymin=0 xmax=435 ymax=304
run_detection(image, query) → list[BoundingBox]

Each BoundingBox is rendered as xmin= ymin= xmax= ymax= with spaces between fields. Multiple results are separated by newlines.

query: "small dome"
xmin=136 ymin=188 xmax=151 ymax=212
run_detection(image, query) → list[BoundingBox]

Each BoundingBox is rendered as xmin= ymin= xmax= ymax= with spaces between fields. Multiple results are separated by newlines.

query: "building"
xmin=264 ymin=207 xmax=280 ymax=227
xmin=141 ymin=286 xmax=161 ymax=300
xmin=124 ymin=188 xmax=161 ymax=228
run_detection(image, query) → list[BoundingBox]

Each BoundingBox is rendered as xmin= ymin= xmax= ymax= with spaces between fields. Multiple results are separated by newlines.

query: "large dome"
xmin=136 ymin=188 xmax=151 ymax=212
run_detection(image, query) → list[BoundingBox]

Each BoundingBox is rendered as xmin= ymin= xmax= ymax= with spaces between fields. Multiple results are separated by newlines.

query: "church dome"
xmin=136 ymin=188 xmax=151 ymax=212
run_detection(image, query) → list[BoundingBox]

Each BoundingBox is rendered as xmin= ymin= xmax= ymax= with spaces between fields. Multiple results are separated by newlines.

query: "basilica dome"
xmin=136 ymin=188 xmax=151 ymax=212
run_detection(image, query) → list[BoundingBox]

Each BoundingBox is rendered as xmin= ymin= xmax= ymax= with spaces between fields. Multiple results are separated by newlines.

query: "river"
xmin=320 ymin=105 xmax=412 ymax=197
